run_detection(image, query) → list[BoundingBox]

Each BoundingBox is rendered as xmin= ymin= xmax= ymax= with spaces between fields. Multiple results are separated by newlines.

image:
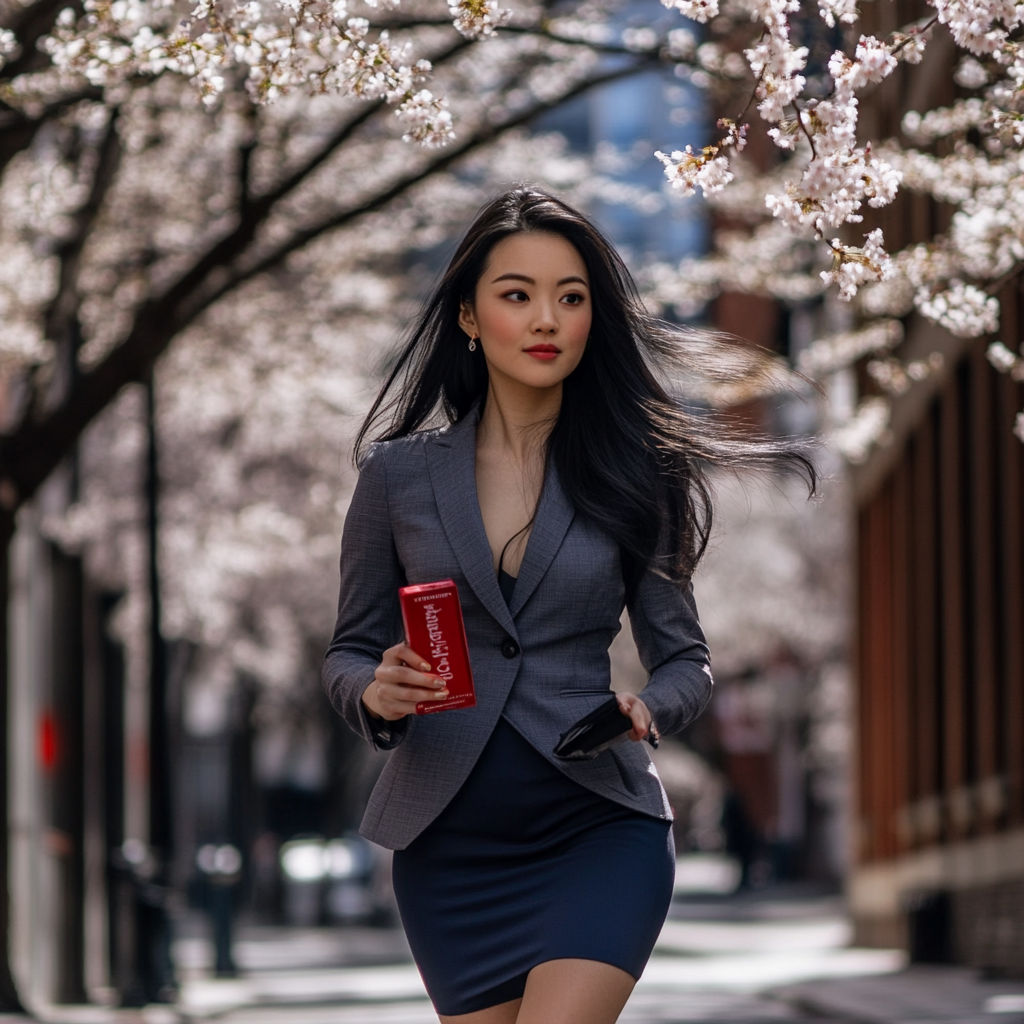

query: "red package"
xmin=398 ymin=579 xmax=477 ymax=715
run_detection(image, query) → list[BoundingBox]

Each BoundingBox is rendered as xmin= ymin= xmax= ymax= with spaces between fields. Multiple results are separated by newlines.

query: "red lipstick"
xmin=524 ymin=343 xmax=560 ymax=361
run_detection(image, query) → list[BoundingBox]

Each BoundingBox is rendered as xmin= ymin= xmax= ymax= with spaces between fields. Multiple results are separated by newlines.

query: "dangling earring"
xmin=468 ymin=335 xmax=477 ymax=352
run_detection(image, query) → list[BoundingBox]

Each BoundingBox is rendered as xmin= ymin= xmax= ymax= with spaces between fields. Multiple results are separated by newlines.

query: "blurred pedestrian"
xmin=323 ymin=187 xmax=816 ymax=1024
xmin=196 ymin=843 xmax=242 ymax=977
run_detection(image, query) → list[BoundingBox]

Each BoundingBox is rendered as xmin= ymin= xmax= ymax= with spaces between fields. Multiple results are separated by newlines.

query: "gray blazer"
xmin=323 ymin=405 xmax=713 ymax=851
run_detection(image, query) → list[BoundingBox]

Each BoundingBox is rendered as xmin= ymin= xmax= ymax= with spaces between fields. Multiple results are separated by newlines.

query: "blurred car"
xmin=279 ymin=834 xmax=395 ymax=927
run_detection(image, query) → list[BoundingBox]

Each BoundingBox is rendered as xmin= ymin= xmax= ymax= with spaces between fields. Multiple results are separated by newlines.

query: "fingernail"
xmin=436 ymin=691 xmax=448 ymax=699
xmin=434 ymin=681 xmax=445 ymax=688
xmin=420 ymin=662 xmax=431 ymax=671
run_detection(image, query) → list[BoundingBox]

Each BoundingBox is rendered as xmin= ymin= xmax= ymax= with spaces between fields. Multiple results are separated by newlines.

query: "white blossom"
xmin=666 ymin=28 xmax=698 ymax=60
xmin=655 ymin=146 xmax=734 ymax=196
xmin=798 ymin=320 xmax=904 ymax=378
xmin=845 ymin=36 xmax=897 ymax=88
xmin=867 ymin=352 xmax=944 ymax=395
xmin=992 ymin=109 xmax=1024 ymax=146
xmin=34 ymin=0 xmax=508 ymax=140
xmin=954 ymin=56 xmax=989 ymax=88
xmin=641 ymin=209 xmax=829 ymax=314
xmin=895 ymin=29 xmax=929 ymax=64
xmin=931 ymin=0 xmax=1024 ymax=56
xmin=986 ymin=341 xmax=1024 ymax=381
xmin=624 ymin=27 xmax=660 ymax=52
xmin=649 ymin=0 xmax=1020 ymax=447
xmin=755 ymin=36 xmax=902 ymax=245
xmin=916 ymin=280 xmax=1000 ymax=337
xmin=654 ymin=0 xmax=1024 ymax=343
xmin=818 ymin=0 xmax=858 ymax=28
xmin=820 ymin=230 xmax=895 ymax=301
xmin=0 ymin=28 xmax=18 ymax=71
xmin=395 ymin=89 xmax=455 ymax=146
xmin=986 ymin=340 xmax=1019 ymax=372
xmin=0 ymin=325 xmax=54 ymax=368
xmin=743 ymin=1 xmax=807 ymax=123
xmin=902 ymin=99 xmax=988 ymax=142
xmin=448 ymin=0 xmax=512 ymax=40
xmin=660 ymin=0 xmax=720 ymax=23
xmin=829 ymin=396 xmax=891 ymax=464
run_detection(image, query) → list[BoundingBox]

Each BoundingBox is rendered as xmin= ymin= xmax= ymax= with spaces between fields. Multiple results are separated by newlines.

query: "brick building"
xmin=848 ymin=0 xmax=1024 ymax=975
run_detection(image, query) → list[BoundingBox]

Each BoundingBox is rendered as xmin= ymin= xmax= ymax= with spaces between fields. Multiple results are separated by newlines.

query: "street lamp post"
xmin=123 ymin=374 xmax=176 ymax=1005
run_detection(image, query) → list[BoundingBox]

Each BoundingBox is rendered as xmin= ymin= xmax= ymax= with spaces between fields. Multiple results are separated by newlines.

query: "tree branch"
xmin=987 ymin=259 xmax=1024 ymax=297
xmin=0 ymin=53 xmax=657 ymax=507
xmin=369 ymin=15 xmax=677 ymax=58
xmin=245 ymin=35 xmax=473 ymax=220
xmin=497 ymin=22 xmax=664 ymax=57
xmin=242 ymin=54 xmax=644 ymax=291
xmin=0 ymin=87 xmax=103 ymax=177
xmin=214 ymin=58 xmax=658 ymax=303
xmin=96 ymin=42 xmax=473 ymax=336
xmin=368 ymin=15 xmax=467 ymax=29
xmin=237 ymin=100 xmax=258 ymax=218
xmin=43 ymin=108 xmax=123 ymax=349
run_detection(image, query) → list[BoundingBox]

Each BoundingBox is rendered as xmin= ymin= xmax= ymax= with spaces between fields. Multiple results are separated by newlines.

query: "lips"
xmin=524 ymin=344 xmax=560 ymax=360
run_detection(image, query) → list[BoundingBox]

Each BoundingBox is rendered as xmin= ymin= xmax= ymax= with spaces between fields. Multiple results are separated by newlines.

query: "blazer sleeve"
xmin=322 ymin=443 xmax=410 ymax=751
xmin=627 ymin=567 xmax=713 ymax=737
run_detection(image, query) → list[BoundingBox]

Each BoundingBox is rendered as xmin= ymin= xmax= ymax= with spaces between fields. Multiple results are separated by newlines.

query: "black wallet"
xmin=552 ymin=696 xmax=659 ymax=760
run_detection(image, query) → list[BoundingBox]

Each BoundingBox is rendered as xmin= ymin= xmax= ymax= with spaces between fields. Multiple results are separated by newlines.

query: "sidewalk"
xmin=14 ymin=901 xmax=1024 ymax=1023
xmin=774 ymin=966 xmax=1024 ymax=1024
xmin=20 ymin=964 xmax=1024 ymax=1024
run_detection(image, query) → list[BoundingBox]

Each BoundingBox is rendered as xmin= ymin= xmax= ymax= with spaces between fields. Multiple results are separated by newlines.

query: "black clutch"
xmin=553 ymin=696 xmax=658 ymax=760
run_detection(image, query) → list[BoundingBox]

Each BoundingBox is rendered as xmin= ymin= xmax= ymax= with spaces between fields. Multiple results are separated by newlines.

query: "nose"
xmin=532 ymin=298 xmax=559 ymax=334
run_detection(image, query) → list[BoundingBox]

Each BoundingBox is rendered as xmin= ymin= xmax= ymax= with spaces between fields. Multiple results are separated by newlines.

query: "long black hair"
xmin=356 ymin=186 xmax=817 ymax=590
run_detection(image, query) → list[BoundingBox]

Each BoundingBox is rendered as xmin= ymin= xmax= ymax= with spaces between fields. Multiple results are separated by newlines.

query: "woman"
xmin=323 ymin=187 xmax=815 ymax=1024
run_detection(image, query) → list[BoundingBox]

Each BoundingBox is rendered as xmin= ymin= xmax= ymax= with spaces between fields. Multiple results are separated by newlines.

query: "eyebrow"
xmin=491 ymin=272 xmax=589 ymax=287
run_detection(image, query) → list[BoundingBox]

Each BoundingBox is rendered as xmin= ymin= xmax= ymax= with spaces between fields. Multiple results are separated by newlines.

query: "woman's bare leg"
xmin=439 ymin=998 xmax=522 ymax=1024
xmin=516 ymin=959 xmax=636 ymax=1024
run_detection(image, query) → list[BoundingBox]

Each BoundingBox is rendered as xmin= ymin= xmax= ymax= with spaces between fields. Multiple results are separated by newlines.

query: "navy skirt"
xmin=392 ymin=716 xmax=675 ymax=1016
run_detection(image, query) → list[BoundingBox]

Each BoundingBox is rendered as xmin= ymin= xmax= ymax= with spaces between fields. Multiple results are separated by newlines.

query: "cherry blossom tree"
xmin=0 ymin=0 xmax=703 ymax=513
xmin=644 ymin=0 xmax=1023 ymax=458
xmin=4 ymin=0 xmax=1020 ymax=502
xmin=0 ymin=0 xmax=702 ymax=1001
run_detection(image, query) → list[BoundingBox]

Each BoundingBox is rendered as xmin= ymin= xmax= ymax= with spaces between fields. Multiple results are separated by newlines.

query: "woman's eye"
xmin=561 ymin=293 xmax=585 ymax=305
xmin=503 ymin=290 xmax=528 ymax=302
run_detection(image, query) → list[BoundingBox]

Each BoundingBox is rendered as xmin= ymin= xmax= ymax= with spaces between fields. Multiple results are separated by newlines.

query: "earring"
xmin=468 ymin=335 xmax=477 ymax=352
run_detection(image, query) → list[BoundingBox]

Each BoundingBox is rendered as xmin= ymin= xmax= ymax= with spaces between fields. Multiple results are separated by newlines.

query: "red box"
xmin=398 ymin=579 xmax=476 ymax=716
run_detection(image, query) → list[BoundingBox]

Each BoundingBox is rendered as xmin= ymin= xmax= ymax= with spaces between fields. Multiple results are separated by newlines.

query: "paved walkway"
xmin=775 ymin=967 xmax=1024 ymax=1024
xmin=169 ymin=902 xmax=903 ymax=1021
xmin=19 ymin=965 xmax=1024 ymax=1024
xmin=16 ymin=896 xmax=1024 ymax=1023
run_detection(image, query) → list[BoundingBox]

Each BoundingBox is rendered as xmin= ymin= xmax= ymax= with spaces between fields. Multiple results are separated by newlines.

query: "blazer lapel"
xmin=424 ymin=409 xmax=517 ymax=638
xmin=509 ymin=459 xmax=575 ymax=618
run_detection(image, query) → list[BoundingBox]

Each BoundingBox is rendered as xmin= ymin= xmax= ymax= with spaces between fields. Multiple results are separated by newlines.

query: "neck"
xmin=477 ymin=375 xmax=560 ymax=463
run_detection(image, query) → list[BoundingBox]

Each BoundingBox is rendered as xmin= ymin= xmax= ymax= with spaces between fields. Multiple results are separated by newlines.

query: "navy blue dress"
xmin=391 ymin=570 xmax=675 ymax=1016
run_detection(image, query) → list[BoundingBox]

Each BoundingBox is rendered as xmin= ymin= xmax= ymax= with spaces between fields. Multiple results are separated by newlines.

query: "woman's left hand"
xmin=616 ymin=692 xmax=658 ymax=744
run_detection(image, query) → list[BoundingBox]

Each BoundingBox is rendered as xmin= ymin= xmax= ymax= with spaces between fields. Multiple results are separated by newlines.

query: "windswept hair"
xmin=356 ymin=186 xmax=817 ymax=591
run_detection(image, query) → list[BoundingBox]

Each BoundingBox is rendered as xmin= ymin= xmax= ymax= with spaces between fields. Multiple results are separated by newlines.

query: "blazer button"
xmin=500 ymin=638 xmax=520 ymax=659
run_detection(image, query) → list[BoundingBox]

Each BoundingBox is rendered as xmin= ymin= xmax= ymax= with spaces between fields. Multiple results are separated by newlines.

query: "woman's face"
xmin=459 ymin=231 xmax=591 ymax=394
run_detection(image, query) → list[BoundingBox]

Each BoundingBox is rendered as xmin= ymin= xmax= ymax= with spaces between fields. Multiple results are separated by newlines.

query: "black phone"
xmin=552 ymin=696 xmax=659 ymax=760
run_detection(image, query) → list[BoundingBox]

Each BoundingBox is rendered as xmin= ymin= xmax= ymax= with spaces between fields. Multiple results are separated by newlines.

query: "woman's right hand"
xmin=361 ymin=642 xmax=449 ymax=721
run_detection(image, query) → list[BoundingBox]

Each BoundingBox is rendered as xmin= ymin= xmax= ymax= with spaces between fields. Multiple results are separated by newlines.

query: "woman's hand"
xmin=616 ymin=692 xmax=659 ymax=744
xmin=362 ymin=643 xmax=448 ymax=722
